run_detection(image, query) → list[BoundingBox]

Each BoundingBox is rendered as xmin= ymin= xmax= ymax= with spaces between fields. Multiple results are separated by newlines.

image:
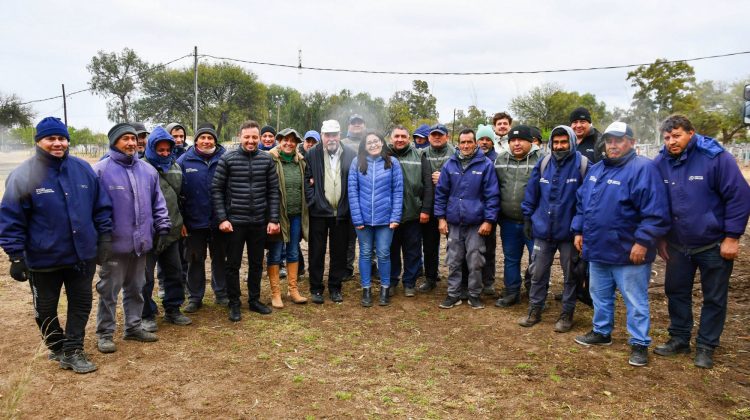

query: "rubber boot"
xmin=286 ymin=262 xmax=308 ymax=304
xmin=268 ymin=264 xmax=284 ymax=309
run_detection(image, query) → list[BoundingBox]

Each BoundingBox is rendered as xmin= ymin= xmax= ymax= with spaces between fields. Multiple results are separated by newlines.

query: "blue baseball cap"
xmin=303 ymin=130 xmax=321 ymax=142
xmin=429 ymin=124 xmax=448 ymax=136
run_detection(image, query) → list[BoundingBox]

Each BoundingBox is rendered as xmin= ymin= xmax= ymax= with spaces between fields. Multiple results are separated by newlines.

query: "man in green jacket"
xmin=494 ymin=125 xmax=543 ymax=307
xmin=388 ymin=125 xmax=434 ymax=297
xmin=418 ymin=124 xmax=455 ymax=292
xmin=141 ymin=126 xmax=192 ymax=332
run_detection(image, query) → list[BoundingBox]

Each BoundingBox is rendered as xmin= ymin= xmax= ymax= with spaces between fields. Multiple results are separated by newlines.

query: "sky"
xmin=2 ymin=0 xmax=749 ymax=133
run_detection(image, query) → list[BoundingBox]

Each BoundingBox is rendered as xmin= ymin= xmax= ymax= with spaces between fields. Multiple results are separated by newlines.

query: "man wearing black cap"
xmin=494 ymin=125 xmax=544 ymax=307
xmin=341 ymin=114 xmax=370 ymax=278
xmin=93 ymin=122 xmax=171 ymax=354
xmin=569 ymin=107 xmax=604 ymax=163
xmin=417 ymin=124 xmax=455 ymax=292
xmin=179 ymin=123 xmax=229 ymax=312
xmin=0 ymin=117 xmax=113 ymax=373
xmin=341 ymin=114 xmax=366 ymax=153
xmin=260 ymin=125 xmax=277 ymax=151
xmin=530 ymin=126 xmax=547 ymax=156
xmin=130 ymin=121 xmax=150 ymax=159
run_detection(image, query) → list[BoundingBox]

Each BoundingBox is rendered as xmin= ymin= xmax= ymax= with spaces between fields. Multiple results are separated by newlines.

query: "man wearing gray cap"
xmin=341 ymin=114 xmax=370 ymax=278
xmin=93 ymin=123 xmax=171 ymax=354
xmin=130 ymin=121 xmax=149 ymax=159
xmin=304 ymin=119 xmax=356 ymax=304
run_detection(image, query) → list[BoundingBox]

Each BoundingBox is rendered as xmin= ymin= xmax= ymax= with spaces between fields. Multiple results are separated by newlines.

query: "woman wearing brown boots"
xmin=266 ymin=128 xmax=309 ymax=307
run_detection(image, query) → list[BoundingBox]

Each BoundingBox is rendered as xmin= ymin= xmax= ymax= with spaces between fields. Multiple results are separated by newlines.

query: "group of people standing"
xmin=1 ymin=108 xmax=748 ymax=374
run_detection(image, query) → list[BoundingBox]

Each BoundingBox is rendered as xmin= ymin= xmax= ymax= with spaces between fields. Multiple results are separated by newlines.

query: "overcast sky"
xmin=3 ymin=0 xmax=749 ymax=133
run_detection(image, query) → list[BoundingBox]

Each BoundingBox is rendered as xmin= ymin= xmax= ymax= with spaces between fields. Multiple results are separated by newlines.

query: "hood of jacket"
xmin=145 ymin=126 xmax=176 ymax=173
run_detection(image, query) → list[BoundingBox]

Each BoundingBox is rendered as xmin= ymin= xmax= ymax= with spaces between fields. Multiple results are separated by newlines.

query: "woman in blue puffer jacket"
xmin=348 ymin=131 xmax=403 ymax=307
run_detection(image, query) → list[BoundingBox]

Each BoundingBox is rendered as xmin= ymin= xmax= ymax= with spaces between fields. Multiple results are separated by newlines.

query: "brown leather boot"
xmin=268 ymin=264 xmax=283 ymax=309
xmin=286 ymin=262 xmax=308 ymax=304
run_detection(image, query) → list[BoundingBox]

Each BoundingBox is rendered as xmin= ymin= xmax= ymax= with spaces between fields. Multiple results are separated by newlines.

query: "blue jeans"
xmin=500 ymin=219 xmax=534 ymax=294
xmin=664 ymin=244 xmax=732 ymax=349
xmin=589 ymin=261 xmax=652 ymax=347
xmin=356 ymin=225 xmax=394 ymax=288
xmin=267 ymin=215 xmax=302 ymax=265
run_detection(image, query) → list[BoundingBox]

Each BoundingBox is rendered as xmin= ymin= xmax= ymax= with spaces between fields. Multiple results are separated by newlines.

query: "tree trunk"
xmin=120 ymin=95 xmax=129 ymax=122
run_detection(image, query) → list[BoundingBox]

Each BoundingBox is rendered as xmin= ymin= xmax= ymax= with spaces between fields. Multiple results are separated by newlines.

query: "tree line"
xmin=1 ymin=48 xmax=748 ymax=145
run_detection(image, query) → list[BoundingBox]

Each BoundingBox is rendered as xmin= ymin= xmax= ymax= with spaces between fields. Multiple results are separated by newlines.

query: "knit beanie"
xmin=569 ymin=107 xmax=592 ymax=124
xmin=194 ymin=123 xmax=218 ymax=143
xmin=476 ymin=124 xmax=495 ymax=142
xmin=107 ymin=123 xmax=138 ymax=147
xmin=35 ymin=117 xmax=70 ymax=142
xmin=507 ymin=125 xmax=533 ymax=142
xmin=260 ymin=125 xmax=276 ymax=136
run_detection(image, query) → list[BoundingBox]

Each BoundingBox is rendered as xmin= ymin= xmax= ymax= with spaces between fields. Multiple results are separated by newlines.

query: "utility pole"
xmin=193 ymin=46 xmax=198 ymax=135
xmin=61 ymin=84 xmax=68 ymax=125
xmin=452 ymin=108 xmax=457 ymax=144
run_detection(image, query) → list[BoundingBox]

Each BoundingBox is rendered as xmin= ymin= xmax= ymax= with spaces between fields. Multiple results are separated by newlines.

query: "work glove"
xmin=153 ymin=233 xmax=170 ymax=255
xmin=96 ymin=233 xmax=113 ymax=266
xmin=10 ymin=258 xmax=28 ymax=282
xmin=523 ymin=218 xmax=533 ymax=241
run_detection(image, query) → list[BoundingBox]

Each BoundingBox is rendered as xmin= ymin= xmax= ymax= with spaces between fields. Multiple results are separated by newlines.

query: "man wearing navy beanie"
xmin=0 ymin=117 xmax=114 ymax=373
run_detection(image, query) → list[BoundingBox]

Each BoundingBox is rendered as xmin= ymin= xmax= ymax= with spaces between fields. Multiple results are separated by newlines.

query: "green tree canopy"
xmin=87 ymin=48 xmax=151 ymax=122
xmin=509 ymin=83 xmax=610 ymax=131
xmin=134 ymin=62 xmax=267 ymax=140
xmin=0 ymin=93 xmax=34 ymax=128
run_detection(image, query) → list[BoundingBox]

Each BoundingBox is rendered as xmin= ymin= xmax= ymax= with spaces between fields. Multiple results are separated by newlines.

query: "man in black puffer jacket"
xmin=212 ymin=120 xmax=280 ymax=322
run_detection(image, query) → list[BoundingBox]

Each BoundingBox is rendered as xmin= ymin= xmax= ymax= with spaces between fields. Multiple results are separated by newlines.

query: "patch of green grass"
xmin=335 ymin=391 xmax=352 ymax=401
xmin=730 ymin=407 xmax=750 ymax=418
xmin=257 ymin=353 xmax=270 ymax=360
xmin=293 ymin=375 xmax=304 ymax=384
xmin=515 ymin=363 xmax=533 ymax=370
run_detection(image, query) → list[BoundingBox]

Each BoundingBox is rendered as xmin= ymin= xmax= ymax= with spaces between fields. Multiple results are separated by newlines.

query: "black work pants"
xmin=29 ymin=261 xmax=95 ymax=352
xmin=309 ymin=216 xmax=349 ymax=294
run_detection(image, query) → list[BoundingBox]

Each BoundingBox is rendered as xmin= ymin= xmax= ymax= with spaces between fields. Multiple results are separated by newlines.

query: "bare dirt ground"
xmin=0 ymin=152 xmax=748 ymax=419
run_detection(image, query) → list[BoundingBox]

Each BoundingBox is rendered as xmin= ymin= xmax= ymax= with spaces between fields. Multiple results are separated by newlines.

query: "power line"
xmin=199 ymin=50 xmax=750 ymax=76
xmin=16 ymin=49 xmax=750 ymax=106
xmin=19 ymin=52 xmax=194 ymax=105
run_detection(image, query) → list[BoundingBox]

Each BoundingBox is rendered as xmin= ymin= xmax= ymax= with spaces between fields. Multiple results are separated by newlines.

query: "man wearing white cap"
xmin=572 ymin=122 xmax=670 ymax=367
xmin=304 ymin=120 xmax=357 ymax=304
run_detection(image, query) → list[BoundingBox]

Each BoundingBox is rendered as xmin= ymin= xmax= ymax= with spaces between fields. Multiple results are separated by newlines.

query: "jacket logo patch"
xmin=35 ymin=188 xmax=55 ymax=195
xmin=108 ymin=185 xmax=126 ymax=191
xmin=588 ymin=175 xmax=597 ymax=182
xmin=79 ymin=184 xmax=89 ymax=189
xmin=606 ymin=179 xmax=621 ymax=185
xmin=664 ymin=179 xmax=669 ymax=183
xmin=688 ymin=175 xmax=704 ymax=181
xmin=540 ymin=178 xmax=549 ymax=184
xmin=471 ymin=171 xmax=483 ymax=175
xmin=185 ymin=168 xmax=199 ymax=173
xmin=565 ymin=178 xmax=578 ymax=183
